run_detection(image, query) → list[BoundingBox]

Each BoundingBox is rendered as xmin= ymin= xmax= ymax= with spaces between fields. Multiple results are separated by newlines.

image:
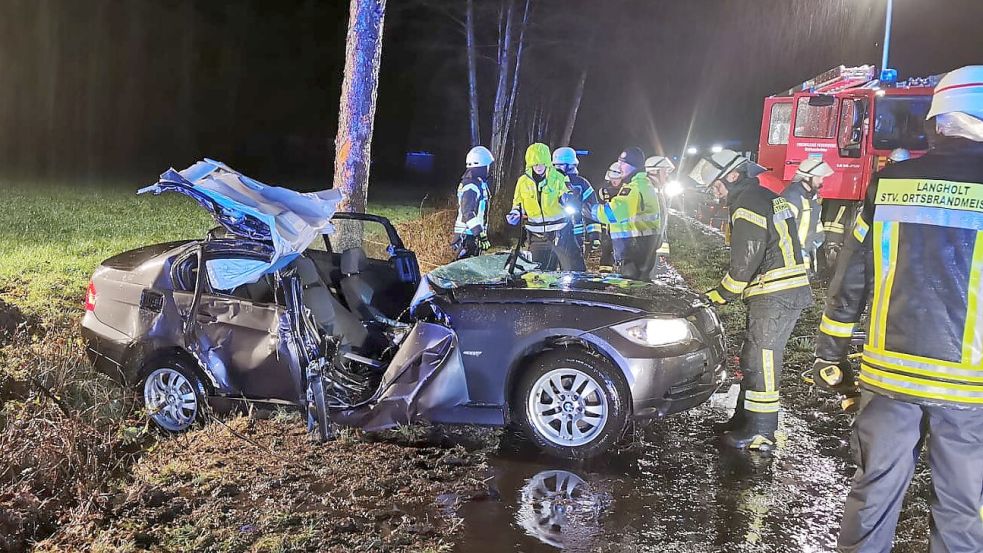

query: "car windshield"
xmin=873 ymin=96 xmax=931 ymax=151
xmin=427 ymin=254 xmax=538 ymax=288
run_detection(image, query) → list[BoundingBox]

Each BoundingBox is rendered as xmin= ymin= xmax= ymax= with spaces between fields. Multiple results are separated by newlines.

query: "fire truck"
xmin=755 ymin=65 xmax=937 ymax=270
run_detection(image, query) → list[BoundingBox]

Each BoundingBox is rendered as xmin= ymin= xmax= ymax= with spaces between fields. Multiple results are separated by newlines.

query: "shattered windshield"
xmin=427 ymin=254 xmax=538 ymax=288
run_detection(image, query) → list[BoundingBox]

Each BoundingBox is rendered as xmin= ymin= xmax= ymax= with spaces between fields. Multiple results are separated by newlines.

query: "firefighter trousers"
xmin=738 ymin=296 xmax=804 ymax=417
xmin=838 ymin=393 xmax=983 ymax=553
xmin=613 ymin=235 xmax=659 ymax=281
xmin=527 ymin=225 xmax=586 ymax=272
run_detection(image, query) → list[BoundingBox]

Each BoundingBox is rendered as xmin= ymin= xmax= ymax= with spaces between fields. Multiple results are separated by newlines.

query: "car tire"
xmin=514 ymin=349 xmax=629 ymax=459
xmin=139 ymin=357 xmax=207 ymax=433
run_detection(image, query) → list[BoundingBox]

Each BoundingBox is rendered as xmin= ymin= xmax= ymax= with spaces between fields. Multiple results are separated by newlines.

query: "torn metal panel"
xmin=331 ymin=322 xmax=471 ymax=432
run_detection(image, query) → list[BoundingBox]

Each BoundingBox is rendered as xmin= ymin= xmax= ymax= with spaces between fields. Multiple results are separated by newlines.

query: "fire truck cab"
xmin=757 ymin=65 xmax=935 ymax=201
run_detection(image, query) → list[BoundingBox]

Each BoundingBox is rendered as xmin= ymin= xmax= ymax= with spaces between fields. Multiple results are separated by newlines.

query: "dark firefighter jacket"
xmin=454 ymin=168 xmax=490 ymax=236
xmin=565 ymin=173 xmax=601 ymax=237
xmin=782 ymin=178 xmax=824 ymax=254
xmin=714 ymin=175 xmax=812 ymax=303
xmin=816 ymin=138 xmax=983 ymax=409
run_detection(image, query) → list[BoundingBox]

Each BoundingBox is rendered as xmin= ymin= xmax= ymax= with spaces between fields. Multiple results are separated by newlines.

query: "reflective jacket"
xmin=590 ymin=172 xmax=661 ymax=239
xmin=714 ymin=175 xmax=812 ymax=302
xmin=564 ymin=173 xmax=600 ymax=237
xmin=512 ymin=144 xmax=571 ymax=233
xmin=454 ymin=169 xmax=490 ymax=236
xmin=782 ymin=179 xmax=825 ymax=254
xmin=816 ymin=138 xmax=983 ymax=409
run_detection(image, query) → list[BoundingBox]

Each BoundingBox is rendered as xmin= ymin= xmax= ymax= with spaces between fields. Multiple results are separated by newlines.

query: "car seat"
xmin=292 ymin=256 xmax=379 ymax=353
xmin=339 ymin=247 xmax=399 ymax=327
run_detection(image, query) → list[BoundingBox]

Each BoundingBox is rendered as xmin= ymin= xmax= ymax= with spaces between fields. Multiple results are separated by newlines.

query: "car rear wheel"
xmin=141 ymin=359 xmax=206 ymax=432
xmin=515 ymin=350 xmax=628 ymax=459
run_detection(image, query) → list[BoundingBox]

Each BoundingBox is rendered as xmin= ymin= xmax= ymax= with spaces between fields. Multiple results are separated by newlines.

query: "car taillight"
xmin=84 ymin=281 xmax=97 ymax=311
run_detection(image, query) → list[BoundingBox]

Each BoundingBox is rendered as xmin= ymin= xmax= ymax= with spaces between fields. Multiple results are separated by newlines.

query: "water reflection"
xmin=515 ymin=470 xmax=610 ymax=549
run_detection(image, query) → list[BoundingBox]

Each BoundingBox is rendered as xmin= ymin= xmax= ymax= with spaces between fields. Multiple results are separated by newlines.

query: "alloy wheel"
xmin=143 ymin=367 xmax=198 ymax=431
xmin=526 ymin=367 xmax=608 ymax=447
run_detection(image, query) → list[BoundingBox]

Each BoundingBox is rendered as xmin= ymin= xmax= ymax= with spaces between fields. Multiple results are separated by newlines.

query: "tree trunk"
xmin=465 ymin=0 xmax=480 ymax=146
xmin=333 ymin=0 xmax=386 ymax=251
xmin=502 ymin=0 xmax=529 ymax=148
xmin=489 ymin=0 xmax=514 ymax=197
xmin=559 ymin=67 xmax=588 ymax=147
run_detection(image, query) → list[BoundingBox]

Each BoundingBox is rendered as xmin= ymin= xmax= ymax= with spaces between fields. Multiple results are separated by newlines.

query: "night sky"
xmin=1 ymin=0 xmax=980 ymax=189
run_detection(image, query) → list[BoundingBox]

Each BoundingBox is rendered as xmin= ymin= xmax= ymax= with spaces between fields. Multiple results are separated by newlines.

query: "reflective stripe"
xmin=874 ymin=204 xmax=983 ymax=231
xmin=746 ymin=390 xmax=779 ymax=402
xmin=525 ymin=221 xmax=568 ymax=233
xmin=797 ymin=197 xmax=811 ymax=249
xmin=862 ymin=351 xmax=983 ymax=383
xmin=754 ymin=263 xmax=808 ymax=284
xmin=775 ymin=218 xmax=798 ymax=267
xmin=744 ymin=274 xmax=810 ymax=297
xmin=744 ymin=399 xmax=780 ymax=413
xmin=721 ymin=273 xmax=748 ymax=294
xmin=853 ymin=214 xmax=869 ymax=242
xmin=860 ymin=364 xmax=983 ymax=404
xmin=964 ymin=232 xmax=983 ymax=366
xmin=732 ymin=208 xmax=767 ymax=229
xmin=459 ymin=183 xmax=480 ymax=195
xmin=870 ymin=222 xmax=899 ymax=350
xmin=763 ymin=349 xmax=776 ymax=392
xmin=820 ymin=314 xmax=856 ymax=338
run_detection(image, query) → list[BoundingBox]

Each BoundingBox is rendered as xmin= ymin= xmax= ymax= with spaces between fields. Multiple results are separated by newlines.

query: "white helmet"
xmin=644 ymin=155 xmax=676 ymax=174
xmin=605 ymin=161 xmax=623 ymax=181
xmin=888 ymin=148 xmax=911 ymax=163
xmin=552 ymin=147 xmax=579 ymax=166
xmin=689 ymin=149 xmax=764 ymax=187
xmin=796 ymin=158 xmax=834 ymax=179
xmin=926 ymin=65 xmax=983 ymax=120
xmin=465 ymin=146 xmax=494 ymax=168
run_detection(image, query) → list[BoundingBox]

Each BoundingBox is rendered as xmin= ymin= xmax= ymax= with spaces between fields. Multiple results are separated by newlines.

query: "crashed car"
xmin=81 ymin=160 xmax=727 ymax=459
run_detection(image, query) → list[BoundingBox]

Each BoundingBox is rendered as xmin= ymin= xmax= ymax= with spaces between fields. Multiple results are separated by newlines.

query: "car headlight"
xmin=612 ymin=318 xmax=696 ymax=347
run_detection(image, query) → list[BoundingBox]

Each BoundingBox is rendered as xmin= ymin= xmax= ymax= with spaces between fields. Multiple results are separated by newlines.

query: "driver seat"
xmin=339 ymin=247 xmax=398 ymax=326
xmin=292 ymin=256 xmax=376 ymax=353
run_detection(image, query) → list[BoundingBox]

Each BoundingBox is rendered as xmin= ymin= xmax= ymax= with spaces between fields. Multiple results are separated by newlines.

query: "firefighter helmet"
xmin=796 ymin=159 xmax=834 ymax=179
xmin=926 ymin=65 xmax=983 ymax=120
xmin=465 ymin=146 xmax=495 ymax=168
xmin=645 ymin=155 xmax=676 ymax=174
xmin=689 ymin=149 xmax=764 ymax=188
xmin=551 ymin=147 xmax=579 ymax=166
xmin=605 ymin=162 xmax=623 ymax=182
xmin=888 ymin=148 xmax=911 ymax=163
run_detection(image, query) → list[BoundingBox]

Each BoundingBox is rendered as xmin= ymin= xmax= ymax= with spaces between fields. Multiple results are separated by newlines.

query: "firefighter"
xmin=597 ymin=162 xmax=623 ymax=273
xmin=506 ymin=143 xmax=586 ymax=272
xmin=645 ymin=155 xmax=676 ymax=269
xmin=590 ymin=147 xmax=662 ymax=280
xmin=552 ymin=147 xmax=601 ymax=254
xmin=813 ymin=65 xmax=983 ymax=553
xmin=691 ymin=149 xmax=812 ymax=451
xmin=452 ymin=146 xmax=494 ymax=259
xmin=783 ymin=159 xmax=832 ymax=273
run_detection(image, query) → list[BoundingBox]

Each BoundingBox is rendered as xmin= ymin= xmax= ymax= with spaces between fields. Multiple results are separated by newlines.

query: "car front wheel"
xmin=141 ymin=358 xmax=206 ymax=432
xmin=515 ymin=350 xmax=629 ymax=459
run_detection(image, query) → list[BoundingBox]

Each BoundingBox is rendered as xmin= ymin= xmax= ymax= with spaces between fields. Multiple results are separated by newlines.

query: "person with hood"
xmin=814 ymin=65 xmax=983 ymax=553
xmin=783 ymin=158 xmax=833 ymax=273
xmin=452 ymin=146 xmax=494 ymax=259
xmin=692 ymin=149 xmax=812 ymax=451
xmin=506 ymin=143 xmax=586 ymax=271
xmin=553 ymin=147 xmax=601 ymax=254
xmin=590 ymin=147 xmax=662 ymax=279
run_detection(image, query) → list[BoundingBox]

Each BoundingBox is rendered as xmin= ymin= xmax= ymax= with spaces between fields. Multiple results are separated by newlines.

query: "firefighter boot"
xmin=713 ymin=388 xmax=746 ymax=432
xmin=722 ymin=412 xmax=779 ymax=452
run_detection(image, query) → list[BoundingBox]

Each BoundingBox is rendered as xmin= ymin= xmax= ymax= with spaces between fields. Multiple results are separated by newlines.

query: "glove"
xmin=506 ymin=210 xmax=521 ymax=226
xmin=705 ymin=289 xmax=727 ymax=305
xmin=812 ymin=358 xmax=857 ymax=394
xmin=598 ymin=187 xmax=612 ymax=202
xmin=478 ymin=233 xmax=491 ymax=251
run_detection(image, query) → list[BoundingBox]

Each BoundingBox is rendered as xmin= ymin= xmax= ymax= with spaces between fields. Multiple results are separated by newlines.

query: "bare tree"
xmin=465 ymin=0 xmax=480 ymax=146
xmin=559 ymin=67 xmax=588 ymax=147
xmin=334 ymin=0 xmax=387 ymax=220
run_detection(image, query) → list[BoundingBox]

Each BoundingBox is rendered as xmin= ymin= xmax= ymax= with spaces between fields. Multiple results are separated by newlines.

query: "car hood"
xmin=137 ymin=159 xmax=342 ymax=289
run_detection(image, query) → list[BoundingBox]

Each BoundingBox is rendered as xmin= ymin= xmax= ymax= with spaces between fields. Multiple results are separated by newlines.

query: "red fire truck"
xmin=756 ymin=65 xmax=937 ymax=266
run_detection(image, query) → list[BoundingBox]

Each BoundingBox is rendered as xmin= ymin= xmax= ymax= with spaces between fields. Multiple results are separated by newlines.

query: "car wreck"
xmin=81 ymin=159 xmax=726 ymax=459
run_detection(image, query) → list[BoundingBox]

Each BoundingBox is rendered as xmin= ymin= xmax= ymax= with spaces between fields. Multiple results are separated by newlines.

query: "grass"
xmin=0 ymin=181 xmax=426 ymax=321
